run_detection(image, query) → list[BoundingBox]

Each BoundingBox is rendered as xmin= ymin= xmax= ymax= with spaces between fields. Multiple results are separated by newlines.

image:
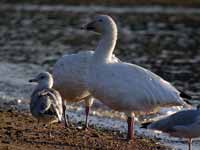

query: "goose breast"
xmin=53 ymin=51 xmax=120 ymax=102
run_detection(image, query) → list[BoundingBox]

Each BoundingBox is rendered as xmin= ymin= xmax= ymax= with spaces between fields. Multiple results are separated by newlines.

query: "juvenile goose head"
xmin=84 ymin=15 xmax=117 ymax=35
xmin=29 ymin=72 xmax=53 ymax=89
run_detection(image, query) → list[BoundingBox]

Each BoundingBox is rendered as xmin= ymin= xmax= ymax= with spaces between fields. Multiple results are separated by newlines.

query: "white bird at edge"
xmin=52 ymin=51 xmax=120 ymax=128
xmin=29 ymin=72 xmax=63 ymax=136
xmin=82 ymin=14 xmax=191 ymax=140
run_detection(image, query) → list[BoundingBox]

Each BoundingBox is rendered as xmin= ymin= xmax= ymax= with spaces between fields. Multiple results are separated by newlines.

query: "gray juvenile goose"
xmin=141 ymin=105 xmax=200 ymax=150
xmin=29 ymin=72 xmax=63 ymax=136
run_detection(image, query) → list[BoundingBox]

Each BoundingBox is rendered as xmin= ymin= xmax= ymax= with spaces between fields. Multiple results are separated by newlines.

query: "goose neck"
xmin=93 ymin=29 xmax=117 ymax=64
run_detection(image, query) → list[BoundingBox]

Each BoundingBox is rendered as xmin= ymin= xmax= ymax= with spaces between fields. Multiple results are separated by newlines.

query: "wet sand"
xmin=0 ymin=108 xmax=168 ymax=150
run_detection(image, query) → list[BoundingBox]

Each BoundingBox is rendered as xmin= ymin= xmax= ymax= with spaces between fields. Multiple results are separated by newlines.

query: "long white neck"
xmin=93 ymin=26 xmax=117 ymax=64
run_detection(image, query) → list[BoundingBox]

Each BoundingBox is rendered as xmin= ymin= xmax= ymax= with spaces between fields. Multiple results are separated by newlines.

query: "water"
xmin=0 ymin=3 xmax=200 ymax=149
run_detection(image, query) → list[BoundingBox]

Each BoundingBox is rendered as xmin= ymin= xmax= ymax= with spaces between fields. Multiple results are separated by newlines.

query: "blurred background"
xmin=0 ymin=0 xmax=200 ymax=149
xmin=2 ymin=0 xmax=200 ymax=6
xmin=0 ymin=0 xmax=200 ymax=100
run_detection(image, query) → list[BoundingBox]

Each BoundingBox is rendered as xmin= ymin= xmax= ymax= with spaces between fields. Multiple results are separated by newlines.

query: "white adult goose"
xmin=29 ymin=72 xmax=63 ymax=136
xmin=52 ymin=51 xmax=119 ymax=128
xmin=83 ymin=15 xmax=191 ymax=140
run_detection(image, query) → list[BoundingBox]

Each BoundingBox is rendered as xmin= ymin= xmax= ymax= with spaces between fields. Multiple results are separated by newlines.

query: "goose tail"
xmin=178 ymin=91 xmax=193 ymax=108
xmin=180 ymin=91 xmax=192 ymax=100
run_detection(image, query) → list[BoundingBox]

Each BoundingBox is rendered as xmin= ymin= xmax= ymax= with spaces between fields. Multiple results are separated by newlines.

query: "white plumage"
xmin=52 ymin=50 xmax=119 ymax=128
xmin=89 ymin=63 xmax=186 ymax=112
xmin=84 ymin=15 xmax=190 ymax=140
xmin=53 ymin=51 xmax=93 ymax=102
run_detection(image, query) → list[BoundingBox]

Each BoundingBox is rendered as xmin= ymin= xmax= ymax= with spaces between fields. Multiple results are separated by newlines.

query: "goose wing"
xmin=148 ymin=110 xmax=200 ymax=132
xmin=30 ymin=90 xmax=52 ymax=116
xmin=44 ymin=88 xmax=63 ymax=121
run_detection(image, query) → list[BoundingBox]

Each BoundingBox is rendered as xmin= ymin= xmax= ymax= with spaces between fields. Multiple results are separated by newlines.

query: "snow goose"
xmin=52 ymin=51 xmax=119 ymax=128
xmin=142 ymin=105 xmax=200 ymax=150
xmin=29 ymin=72 xmax=63 ymax=136
xmin=83 ymin=15 xmax=191 ymax=140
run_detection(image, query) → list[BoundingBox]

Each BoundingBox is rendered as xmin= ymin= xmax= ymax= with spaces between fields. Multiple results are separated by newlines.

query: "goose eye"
xmin=40 ymin=76 xmax=45 ymax=79
xmin=98 ymin=19 xmax=103 ymax=22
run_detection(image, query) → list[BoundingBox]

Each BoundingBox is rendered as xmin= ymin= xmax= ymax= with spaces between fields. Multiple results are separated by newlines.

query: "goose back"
xmin=148 ymin=109 xmax=200 ymax=138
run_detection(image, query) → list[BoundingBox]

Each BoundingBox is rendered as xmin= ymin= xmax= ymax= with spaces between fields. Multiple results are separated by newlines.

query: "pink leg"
xmin=85 ymin=106 xmax=90 ymax=129
xmin=127 ymin=116 xmax=134 ymax=140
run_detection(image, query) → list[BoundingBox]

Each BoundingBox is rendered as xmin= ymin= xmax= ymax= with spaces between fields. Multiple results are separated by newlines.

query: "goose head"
xmin=29 ymin=72 xmax=53 ymax=89
xmin=84 ymin=15 xmax=117 ymax=34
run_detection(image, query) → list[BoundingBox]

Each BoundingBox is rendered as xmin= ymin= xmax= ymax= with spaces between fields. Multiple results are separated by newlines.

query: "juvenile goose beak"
xmin=29 ymin=78 xmax=37 ymax=83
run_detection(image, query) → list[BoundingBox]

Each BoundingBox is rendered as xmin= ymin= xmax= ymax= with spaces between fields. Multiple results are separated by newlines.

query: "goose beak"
xmin=81 ymin=21 xmax=96 ymax=31
xmin=29 ymin=78 xmax=37 ymax=83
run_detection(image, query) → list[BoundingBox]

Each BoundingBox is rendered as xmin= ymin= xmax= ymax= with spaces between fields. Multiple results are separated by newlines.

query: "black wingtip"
xmin=180 ymin=91 xmax=192 ymax=99
xmin=141 ymin=122 xmax=152 ymax=129
xmin=184 ymin=99 xmax=193 ymax=105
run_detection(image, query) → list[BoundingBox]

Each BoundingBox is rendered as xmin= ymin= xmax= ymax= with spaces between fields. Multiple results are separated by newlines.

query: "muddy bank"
xmin=0 ymin=108 xmax=168 ymax=150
